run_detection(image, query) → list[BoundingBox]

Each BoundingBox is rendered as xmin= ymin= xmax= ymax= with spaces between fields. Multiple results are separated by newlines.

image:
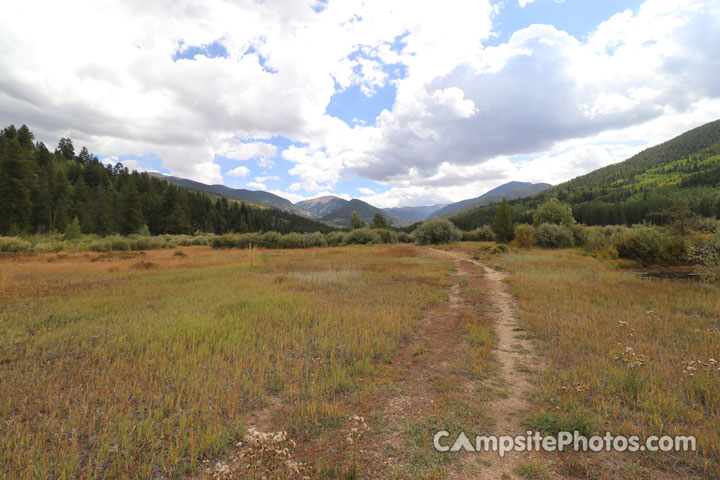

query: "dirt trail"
xmin=197 ymin=247 xmax=553 ymax=479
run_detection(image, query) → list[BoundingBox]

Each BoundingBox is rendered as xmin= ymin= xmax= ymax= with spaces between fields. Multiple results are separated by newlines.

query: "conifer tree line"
xmin=0 ymin=124 xmax=333 ymax=236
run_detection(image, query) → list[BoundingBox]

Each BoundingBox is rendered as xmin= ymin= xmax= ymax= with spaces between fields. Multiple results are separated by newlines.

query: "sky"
xmin=1 ymin=0 xmax=719 ymax=208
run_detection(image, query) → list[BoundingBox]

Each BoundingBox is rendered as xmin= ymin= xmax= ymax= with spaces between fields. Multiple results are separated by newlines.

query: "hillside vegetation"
xmin=0 ymin=125 xmax=333 ymax=236
xmin=451 ymin=119 xmax=720 ymax=230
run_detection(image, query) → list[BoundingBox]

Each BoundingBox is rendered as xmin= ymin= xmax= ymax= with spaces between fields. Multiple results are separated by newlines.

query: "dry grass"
xmin=0 ymin=245 xmax=448 ymax=479
xmin=461 ymin=245 xmax=719 ymax=478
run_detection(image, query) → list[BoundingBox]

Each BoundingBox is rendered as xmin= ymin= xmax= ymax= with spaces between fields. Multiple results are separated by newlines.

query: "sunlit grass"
xmin=0 ymin=245 xmax=448 ymax=479
xmin=486 ymin=248 xmax=720 ymax=478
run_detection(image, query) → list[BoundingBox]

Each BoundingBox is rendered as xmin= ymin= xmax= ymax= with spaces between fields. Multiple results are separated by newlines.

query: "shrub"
xmin=108 ymin=236 xmax=131 ymax=251
xmin=463 ymin=225 xmax=495 ymax=242
xmin=0 ymin=236 xmax=32 ymax=254
xmin=533 ymin=223 xmax=574 ymax=249
xmin=372 ymin=228 xmax=398 ymax=244
xmin=279 ymin=233 xmax=308 ymax=249
xmin=571 ymin=224 xmax=589 ymax=248
xmin=325 ymin=231 xmax=346 ymax=246
xmin=63 ymin=217 xmax=82 ymax=241
xmin=611 ymin=225 xmax=662 ymax=265
xmin=262 ymin=231 xmax=282 ymax=249
xmin=513 ymin=224 xmax=535 ymax=248
xmin=661 ymin=236 xmax=689 ymax=264
xmin=307 ymin=232 xmax=328 ymax=248
xmin=396 ymin=231 xmax=412 ymax=243
xmin=412 ymin=219 xmax=462 ymax=245
xmin=491 ymin=244 xmax=509 ymax=254
xmin=343 ymin=228 xmax=382 ymax=245
xmin=533 ymin=198 xmax=575 ymax=226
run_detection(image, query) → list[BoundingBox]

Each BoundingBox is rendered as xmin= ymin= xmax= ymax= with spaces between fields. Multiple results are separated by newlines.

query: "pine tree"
xmin=119 ymin=179 xmax=144 ymax=234
xmin=370 ymin=212 xmax=391 ymax=229
xmin=350 ymin=210 xmax=365 ymax=229
xmin=492 ymin=199 xmax=515 ymax=243
xmin=0 ymin=138 xmax=34 ymax=233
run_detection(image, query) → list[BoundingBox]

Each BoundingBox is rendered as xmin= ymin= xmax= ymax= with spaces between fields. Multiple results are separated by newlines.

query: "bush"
xmin=372 ymin=228 xmax=398 ymax=244
xmin=413 ymin=219 xmax=462 ymax=245
xmin=661 ymin=236 xmax=689 ymax=264
xmin=307 ymin=232 xmax=328 ymax=248
xmin=611 ymin=225 xmax=662 ymax=265
xmin=63 ymin=217 xmax=83 ymax=241
xmin=533 ymin=223 xmax=574 ymax=249
xmin=396 ymin=231 xmax=412 ymax=243
xmin=262 ymin=231 xmax=282 ymax=249
xmin=491 ymin=244 xmax=509 ymax=254
xmin=108 ymin=236 xmax=131 ymax=251
xmin=0 ymin=236 xmax=33 ymax=254
xmin=513 ymin=224 xmax=535 ymax=248
xmin=463 ymin=225 xmax=495 ymax=242
xmin=533 ymin=198 xmax=575 ymax=226
xmin=279 ymin=232 xmax=308 ymax=249
xmin=325 ymin=231 xmax=346 ymax=246
xmin=343 ymin=228 xmax=382 ymax=245
xmin=571 ymin=224 xmax=589 ymax=248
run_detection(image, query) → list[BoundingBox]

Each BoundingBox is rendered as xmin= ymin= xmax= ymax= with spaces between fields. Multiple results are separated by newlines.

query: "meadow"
xmin=1 ymin=241 xmax=718 ymax=479
xmin=463 ymin=245 xmax=720 ymax=478
xmin=0 ymin=245 xmax=449 ymax=478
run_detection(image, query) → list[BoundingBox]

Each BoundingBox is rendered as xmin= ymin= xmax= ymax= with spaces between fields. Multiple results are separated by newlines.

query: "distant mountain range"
xmin=151 ymin=174 xmax=552 ymax=228
xmin=432 ymin=182 xmax=552 ymax=218
xmin=148 ymin=173 xmax=304 ymax=215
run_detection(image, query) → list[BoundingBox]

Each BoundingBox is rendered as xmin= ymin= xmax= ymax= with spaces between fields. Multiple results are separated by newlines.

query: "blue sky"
xmin=4 ymin=0 xmax=719 ymax=207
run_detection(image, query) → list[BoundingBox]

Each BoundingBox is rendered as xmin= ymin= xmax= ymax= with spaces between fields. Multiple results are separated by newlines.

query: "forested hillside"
xmin=0 ymin=125 xmax=334 ymax=236
xmin=451 ymin=119 xmax=720 ymax=230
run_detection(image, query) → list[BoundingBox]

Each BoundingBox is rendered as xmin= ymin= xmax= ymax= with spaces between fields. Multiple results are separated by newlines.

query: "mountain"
xmin=450 ymin=119 xmax=720 ymax=230
xmin=295 ymin=196 xmax=349 ymax=218
xmin=383 ymin=204 xmax=448 ymax=221
xmin=432 ymin=182 xmax=552 ymax=218
xmin=320 ymin=199 xmax=406 ymax=227
xmin=148 ymin=173 xmax=303 ymax=214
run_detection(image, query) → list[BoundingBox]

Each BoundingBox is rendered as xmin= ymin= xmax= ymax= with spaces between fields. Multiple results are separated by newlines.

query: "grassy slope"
xmin=476 ymin=247 xmax=719 ymax=478
xmin=0 ymin=246 xmax=449 ymax=479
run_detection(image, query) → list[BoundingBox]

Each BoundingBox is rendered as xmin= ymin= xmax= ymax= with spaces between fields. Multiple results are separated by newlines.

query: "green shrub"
xmin=413 ymin=219 xmax=462 ymax=245
xmin=612 ymin=225 xmax=662 ymax=265
xmin=533 ymin=223 xmax=574 ymax=249
xmin=463 ymin=225 xmax=495 ymax=242
xmin=343 ymin=228 xmax=382 ymax=245
xmin=279 ymin=232 xmax=308 ymax=249
xmin=0 ymin=236 xmax=33 ymax=254
xmin=571 ymin=224 xmax=589 ymax=248
xmin=108 ymin=236 xmax=131 ymax=251
xmin=372 ymin=228 xmax=398 ymax=244
xmin=63 ymin=217 xmax=82 ymax=241
xmin=661 ymin=235 xmax=689 ymax=264
xmin=262 ymin=231 xmax=282 ymax=248
xmin=513 ymin=224 xmax=535 ymax=248
xmin=491 ymin=244 xmax=509 ymax=254
xmin=396 ymin=231 xmax=412 ymax=243
xmin=307 ymin=232 xmax=328 ymax=248
xmin=325 ymin=231 xmax=346 ymax=246
xmin=533 ymin=198 xmax=575 ymax=226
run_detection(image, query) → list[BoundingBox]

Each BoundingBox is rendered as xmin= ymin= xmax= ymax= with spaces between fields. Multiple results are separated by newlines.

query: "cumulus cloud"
xmin=226 ymin=166 xmax=251 ymax=178
xmin=246 ymin=181 xmax=267 ymax=190
xmin=1 ymin=0 xmax=719 ymax=205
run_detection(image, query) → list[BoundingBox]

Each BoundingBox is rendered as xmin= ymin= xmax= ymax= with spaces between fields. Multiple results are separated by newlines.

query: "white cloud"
xmin=246 ymin=181 xmax=267 ymax=190
xmin=226 ymin=166 xmax=251 ymax=177
xmin=1 ymin=0 xmax=719 ymax=204
xmin=255 ymin=175 xmax=281 ymax=182
xmin=357 ymin=187 xmax=376 ymax=195
xmin=518 ymin=0 xmax=537 ymax=7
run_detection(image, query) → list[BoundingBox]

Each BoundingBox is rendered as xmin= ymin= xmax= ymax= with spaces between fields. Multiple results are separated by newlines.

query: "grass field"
xmin=2 ymin=243 xmax=718 ymax=479
xmin=462 ymin=245 xmax=720 ymax=478
xmin=0 ymin=246 xmax=450 ymax=479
